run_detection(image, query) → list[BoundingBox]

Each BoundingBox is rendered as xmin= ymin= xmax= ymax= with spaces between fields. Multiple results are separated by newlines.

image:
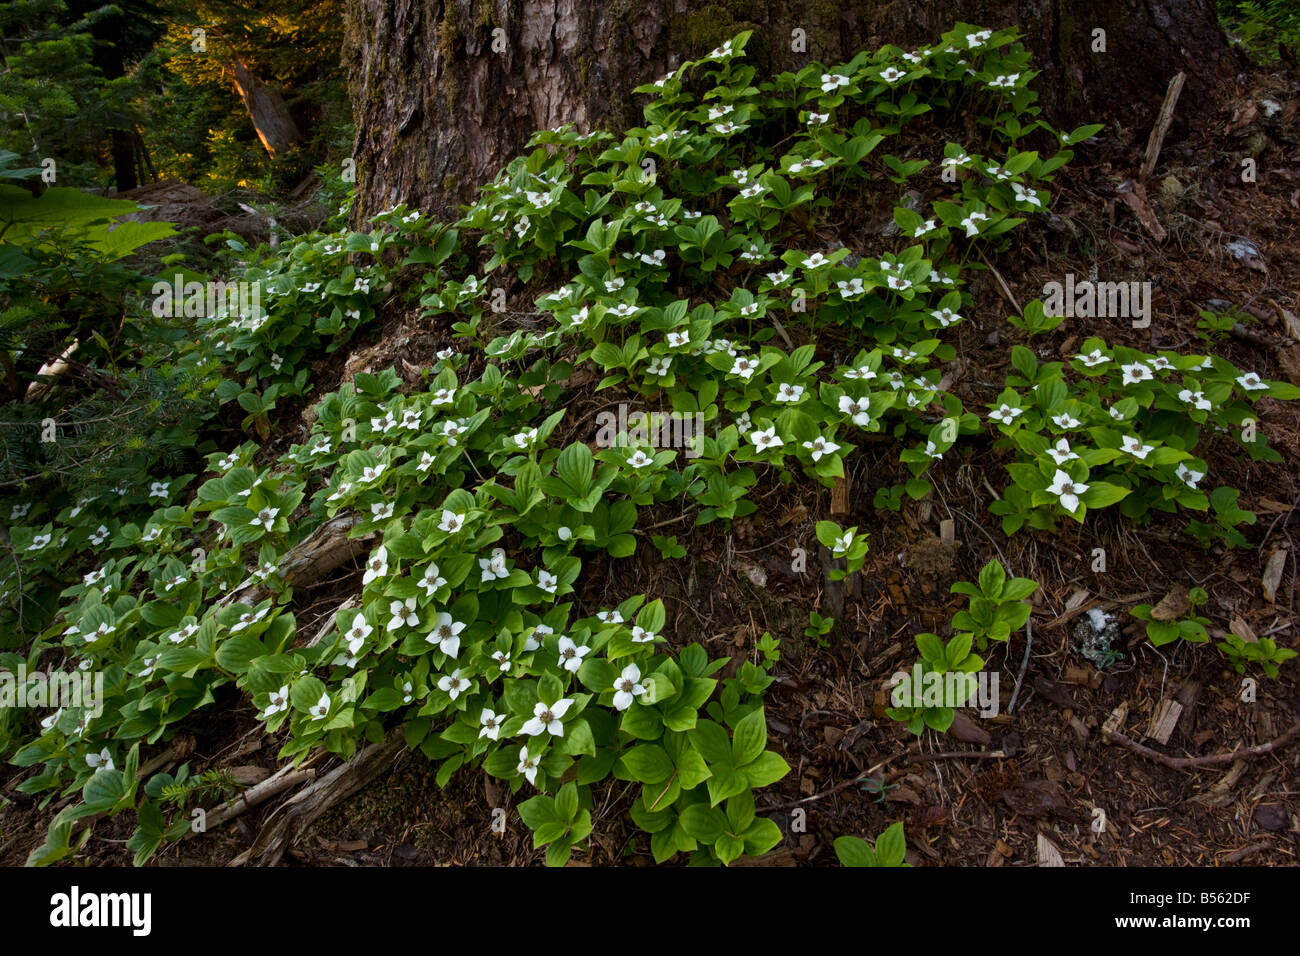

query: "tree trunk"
xmin=230 ymin=58 xmax=304 ymax=157
xmin=342 ymin=0 xmax=1241 ymax=222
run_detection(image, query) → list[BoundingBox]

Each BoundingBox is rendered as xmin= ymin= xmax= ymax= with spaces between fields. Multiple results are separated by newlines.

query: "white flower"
xmin=839 ymin=395 xmax=872 ymax=426
xmin=820 ymin=73 xmax=850 ymax=93
xmin=1178 ymin=388 xmax=1212 ymax=411
xmin=371 ymin=501 xmax=394 ymax=521
xmin=923 ymin=440 xmax=943 ymax=460
xmin=250 ymin=507 xmax=279 ymax=532
xmin=1012 ymin=183 xmax=1041 ymax=207
xmin=880 ymin=66 xmax=905 ymax=83
xmin=731 ymin=356 xmax=759 ymax=379
xmin=645 ymin=356 xmax=671 ymax=377
xmin=512 ymin=427 xmax=538 ymax=450
xmin=913 ymin=219 xmax=937 ymax=237
xmin=803 ymin=252 xmax=829 ymax=269
xmin=843 ymin=365 xmax=876 ymax=380
xmin=344 ymin=613 xmax=373 ymax=647
xmin=930 ymin=307 xmax=961 ymax=327
xmin=775 ymin=382 xmax=804 ymax=403
xmin=480 ymin=549 xmax=510 ymax=582
xmin=1052 ymin=412 xmax=1082 ymax=429
xmin=641 ymin=249 xmax=667 ymax=266
xmin=363 ymin=546 xmax=389 ymax=585
xmin=807 ymin=111 xmax=829 ymax=124
xmin=429 ymin=612 xmax=465 ymax=657
xmin=1119 ymin=435 xmax=1154 ymax=459
xmin=479 ymin=709 xmax=503 ymax=740
xmin=740 ymin=302 xmax=760 ymax=317
xmin=989 ymin=404 xmax=1023 ymax=425
xmin=627 ymin=449 xmax=653 ymax=469
xmin=437 ymin=669 xmax=468 ymax=700
xmin=418 ymin=563 xmax=447 ymax=597
xmin=149 ymin=481 xmax=169 ymax=499
xmin=1047 ymin=469 xmax=1089 ymax=514
xmin=308 ymin=692 xmax=331 ymax=720
xmin=327 ymin=481 xmax=354 ymax=503
xmin=1176 ymin=463 xmax=1205 ymax=489
xmin=1109 ymin=405 xmax=1128 ymax=421
xmin=354 ymin=278 xmax=370 ymax=294
xmin=417 ymin=451 xmax=435 ymax=472
xmin=438 ymin=510 xmax=465 ymax=533
xmin=517 ymin=746 xmax=541 ymax=785
xmin=82 ymin=567 xmax=107 ymax=588
xmin=167 ymin=623 xmax=199 ymax=644
xmin=837 ymin=278 xmax=865 ymax=298
xmin=443 ymin=420 xmax=466 ymax=445
xmin=371 ymin=412 xmax=397 ymax=434
xmin=942 ymin=152 xmax=971 ymax=169
xmin=387 ymin=597 xmax=419 ymax=631
xmin=1237 ymin=372 xmax=1268 ymax=391
xmin=1121 ymin=362 xmax=1153 ymax=385
xmin=803 ymin=436 xmax=841 ymax=461
xmin=750 ymin=427 xmax=784 ymax=451
xmin=557 ymin=636 xmax=590 ymax=673
xmin=86 ymin=748 xmax=115 ymax=771
xmin=989 ymin=73 xmax=1019 ymax=88
xmin=29 ymin=533 xmax=51 ymax=551
xmin=513 ymin=216 xmax=530 ymax=238
xmin=960 ymin=212 xmax=988 ymax=237
xmin=967 ymin=29 xmax=992 ymax=47
xmin=1047 ymin=438 xmax=1080 ymax=465
xmin=310 ymin=438 xmax=332 ymax=456
xmin=521 ymin=698 xmax=573 ymax=736
xmin=437 ymin=348 xmax=456 ymax=361
xmin=597 ymin=610 xmax=623 ymax=625
xmin=631 ymin=626 xmax=657 ymax=644
xmin=766 ymin=270 xmax=790 ymax=285
xmin=667 ymin=330 xmax=690 ymax=348
xmin=832 ymin=531 xmax=853 ymax=554
xmin=612 ymin=664 xmax=647 ymax=711
xmin=10 ymin=502 xmax=30 ymax=520
xmin=491 ymin=650 xmax=511 ymax=673
xmin=89 ymin=525 xmax=110 ymax=546
xmin=1078 ymin=349 xmax=1109 ymax=367
xmin=430 ymin=388 xmax=455 ymax=406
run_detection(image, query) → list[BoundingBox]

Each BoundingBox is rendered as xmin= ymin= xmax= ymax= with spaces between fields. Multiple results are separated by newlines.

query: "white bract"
xmin=612 ymin=664 xmax=647 ymax=711
xmin=1047 ymin=470 xmax=1088 ymax=513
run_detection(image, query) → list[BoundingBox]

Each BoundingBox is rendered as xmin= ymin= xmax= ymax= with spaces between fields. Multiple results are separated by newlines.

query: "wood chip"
xmin=1146 ymin=698 xmax=1184 ymax=745
xmin=1230 ymin=616 xmax=1259 ymax=643
xmin=1102 ymin=702 xmax=1129 ymax=737
xmin=939 ymin=518 xmax=955 ymax=545
xmin=830 ymin=475 xmax=850 ymax=517
xmin=1150 ymin=584 xmax=1191 ymax=621
xmin=1037 ymin=833 xmax=1066 ymax=867
xmin=1064 ymin=588 xmax=1091 ymax=611
xmin=1261 ymin=547 xmax=1288 ymax=603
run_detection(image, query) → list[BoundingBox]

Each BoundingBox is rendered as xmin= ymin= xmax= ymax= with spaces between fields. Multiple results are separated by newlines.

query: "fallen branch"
xmin=219 ymin=512 xmax=371 ymax=609
xmin=765 ymin=749 xmax=1007 ymax=812
xmin=1007 ymin=612 xmax=1033 ymax=715
xmin=231 ymin=727 xmax=405 ymax=866
xmin=196 ymin=763 xmax=319 ymax=833
xmin=1104 ymin=721 xmax=1300 ymax=769
xmin=1140 ymin=71 xmax=1186 ymax=181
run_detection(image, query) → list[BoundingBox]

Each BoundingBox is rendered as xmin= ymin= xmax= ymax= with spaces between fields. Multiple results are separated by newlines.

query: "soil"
xmin=3 ymin=60 xmax=1298 ymax=870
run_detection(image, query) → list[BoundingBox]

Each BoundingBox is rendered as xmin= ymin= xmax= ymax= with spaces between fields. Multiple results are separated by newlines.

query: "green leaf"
xmin=834 ymin=835 xmax=877 ymax=867
xmin=731 ymin=707 xmax=767 ymax=767
xmin=621 ymin=744 xmax=674 ymax=784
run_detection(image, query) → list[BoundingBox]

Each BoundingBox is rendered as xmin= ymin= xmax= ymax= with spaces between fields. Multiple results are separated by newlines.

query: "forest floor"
xmin=3 ymin=63 xmax=1298 ymax=869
